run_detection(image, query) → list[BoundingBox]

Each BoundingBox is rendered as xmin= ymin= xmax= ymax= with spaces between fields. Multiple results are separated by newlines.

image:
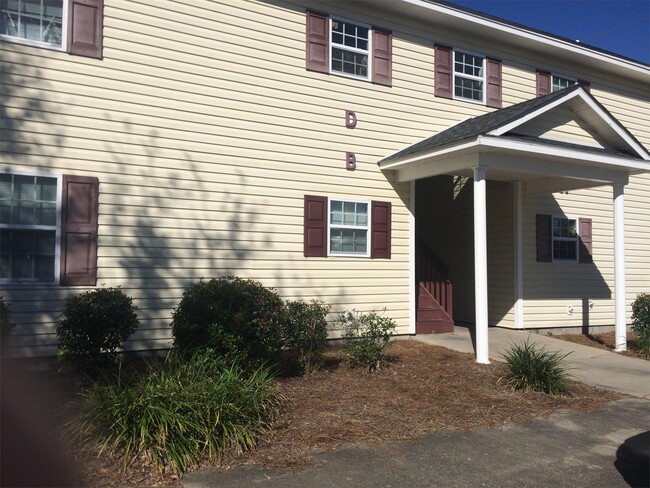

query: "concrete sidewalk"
xmin=414 ymin=326 xmax=650 ymax=399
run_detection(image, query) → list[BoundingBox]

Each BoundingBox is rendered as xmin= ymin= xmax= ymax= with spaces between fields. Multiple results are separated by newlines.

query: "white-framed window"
xmin=552 ymin=74 xmax=577 ymax=92
xmin=328 ymin=199 xmax=369 ymax=256
xmin=0 ymin=0 xmax=67 ymax=49
xmin=552 ymin=216 xmax=578 ymax=261
xmin=0 ymin=171 xmax=62 ymax=283
xmin=454 ymin=50 xmax=485 ymax=103
xmin=330 ymin=16 xmax=371 ymax=80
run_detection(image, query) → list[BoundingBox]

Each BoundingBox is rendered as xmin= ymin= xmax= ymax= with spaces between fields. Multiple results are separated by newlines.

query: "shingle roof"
xmin=379 ymin=85 xmax=584 ymax=165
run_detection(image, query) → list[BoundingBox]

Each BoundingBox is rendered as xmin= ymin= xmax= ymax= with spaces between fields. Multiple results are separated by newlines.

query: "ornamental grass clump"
xmin=70 ymin=351 xmax=282 ymax=474
xmin=501 ymin=340 xmax=572 ymax=394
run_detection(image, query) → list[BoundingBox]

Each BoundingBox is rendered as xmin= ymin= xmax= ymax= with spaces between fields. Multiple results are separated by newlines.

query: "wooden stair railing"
xmin=415 ymin=240 xmax=454 ymax=334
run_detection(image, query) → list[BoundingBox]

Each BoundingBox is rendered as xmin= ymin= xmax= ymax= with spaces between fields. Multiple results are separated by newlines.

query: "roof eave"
xmin=368 ymin=0 xmax=650 ymax=83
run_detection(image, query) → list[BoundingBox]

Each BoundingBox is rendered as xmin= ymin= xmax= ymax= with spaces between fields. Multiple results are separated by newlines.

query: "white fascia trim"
xmin=379 ymin=139 xmax=479 ymax=170
xmin=573 ymin=92 xmax=650 ymax=160
xmin=485 ymin=89 xmax=649 ymax=161
xmin=477 ymin=135 xmax=650 ymax=171
xmin=399 ymin=0 xmax=649 ymax=77
xmin=487 ymin=90 xmax=582 ymax=137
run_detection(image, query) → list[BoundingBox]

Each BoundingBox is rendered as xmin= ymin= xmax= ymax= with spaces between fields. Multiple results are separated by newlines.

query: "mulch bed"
xmin=10 ymin=340 xmax=625 ymax=487
xmin=552 ymin=331 xmax=647 ymax=360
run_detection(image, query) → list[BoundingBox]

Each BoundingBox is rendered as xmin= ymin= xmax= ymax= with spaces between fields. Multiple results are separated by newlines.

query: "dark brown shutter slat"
xmin=61 ymin=175 xmax=99 ymax=286
xmin=536 ymin=214 xmax=552 ymax=262
xmin=67 ymin=0 xmax=103 ymax=59
xmin=434 ymin=44 xmax=453 ymax=99
xmin=536 ymin=70 xmax=551 ymax=96
xmin=372 ymin=28 xmax=392 ymax=86
xmin=579 ymin=218 xmax=593 ymax=264
xmin=371 ymin=201 xmax=391 ymax=259
xmin=306 ymin=11 xmax=329 ymax=73
xmin=304 ymin=195 xmax=328 ymax=257
xmin=486 ymin=57 xmax=502 ymax=108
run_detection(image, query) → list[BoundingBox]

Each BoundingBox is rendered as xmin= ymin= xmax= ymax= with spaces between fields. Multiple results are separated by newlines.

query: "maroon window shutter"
xmin=372 ymin=28 xmax=392 ymax=86
xmin=536 ymin=214 xmax=552 ymax=262
xmin=67 ymin=0 xmax=103 ymax=59
xmin=304 ymin=195 xmax=328 ymax=257
xmin=434 ymin=44 xmax=453 ymax=99
xmin=60 ymin=175 xmax=99 ymax=286
xmin=536 ymin=70 xmax=551 ymax=96
xmin=486 ymin=57 xmax=502 ymax=108
xmin=579 ymin=218 xmax=593 ymax=264
xmin=306 ymin=11 xmax=329 ymax=73
xmin=371 ymin=201 xmax=391 ymax=259
xmin=578 ymin=80 xmax=591 ymax=92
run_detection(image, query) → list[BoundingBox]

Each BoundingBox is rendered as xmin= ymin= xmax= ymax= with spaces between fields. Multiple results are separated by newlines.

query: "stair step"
xmin=416 ymin=320 xmax=454 ymax=334
xmin=417 ymin=309 xmax=447 ymax=321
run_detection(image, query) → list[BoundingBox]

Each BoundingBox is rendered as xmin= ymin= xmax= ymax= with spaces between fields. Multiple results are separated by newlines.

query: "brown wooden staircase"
xmin=416 ymin=240 xmax=454 ymax=333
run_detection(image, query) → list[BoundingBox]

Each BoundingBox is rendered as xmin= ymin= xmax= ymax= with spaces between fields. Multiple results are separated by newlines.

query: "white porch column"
xmin=473 ymin=167 xmax=489 ymax=364
xmin=613 ymin=183 xmax=627 ymax=352
xmin=514 ymin=181 xmax=524 ymax=329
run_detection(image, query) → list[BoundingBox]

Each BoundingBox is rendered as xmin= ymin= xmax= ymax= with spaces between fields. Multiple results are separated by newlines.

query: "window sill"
xmin=0 ymin=35 xmax=65 ymax=52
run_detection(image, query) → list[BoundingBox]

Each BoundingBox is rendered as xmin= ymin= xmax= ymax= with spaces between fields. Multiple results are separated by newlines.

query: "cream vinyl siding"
xmin=518 ymin=83 xmax=650 ymax=329
xmin=1 ymin=0 xmax=648 ymax=355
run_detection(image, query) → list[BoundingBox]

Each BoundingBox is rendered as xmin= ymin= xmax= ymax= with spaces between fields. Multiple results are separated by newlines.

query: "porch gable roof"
xmin=378 ymin=86 xmax=650 ymax=190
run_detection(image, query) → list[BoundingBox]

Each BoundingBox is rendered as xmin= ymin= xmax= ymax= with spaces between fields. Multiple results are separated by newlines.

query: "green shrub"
xmin=501 ymin=340 xmax=572 ymax=394
xmin=0 ymin=296 xmax=12 ymax=355
xmin=71 ymin=351 xmax=281 ymax=474
xmin=631 ymin=293 xmax=650 ymax=359
xmin=282 ymin=300 xmax=330 ymax=373
xmin=171 ymin=276 xmax=285 ymax=364
xmin=57 ymin=288 xmax=139 ymax=376
xmin=339 ymin=310 xmax=396 ymax=371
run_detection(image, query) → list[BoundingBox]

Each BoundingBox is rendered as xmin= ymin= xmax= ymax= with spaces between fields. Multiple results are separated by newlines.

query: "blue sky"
xmin=448 ymin=1 xmax=650 ymax=64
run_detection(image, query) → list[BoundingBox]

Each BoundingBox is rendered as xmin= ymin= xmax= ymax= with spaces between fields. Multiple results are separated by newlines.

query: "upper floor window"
xmin=330 ymin=18 xmax=371 ymax=80
xmin=454 ymin=50 xmax=485 ymax=103
xmin=435 ymin=44 xmax=502 ymax=108
xmin=536 ymin=70 xmax=587 ymax=96
xmin=306 ymin=11 xmax=392 ymax=86
xmin=552 ymin=74 xmax=577 ymax=92
xmin=0 ymin=0 xmax=66 ymax=48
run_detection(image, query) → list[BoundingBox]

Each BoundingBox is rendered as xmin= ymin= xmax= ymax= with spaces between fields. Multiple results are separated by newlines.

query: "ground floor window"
xmin=552 ymin=216 xmax=578 ymax=261
xmin=0 ymin=0 xmax=65 ymax=47
xmin=0 ymin=173 xmax=60 ymax=282
xmin=329 ymin=199 xmax=369 ymax=256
